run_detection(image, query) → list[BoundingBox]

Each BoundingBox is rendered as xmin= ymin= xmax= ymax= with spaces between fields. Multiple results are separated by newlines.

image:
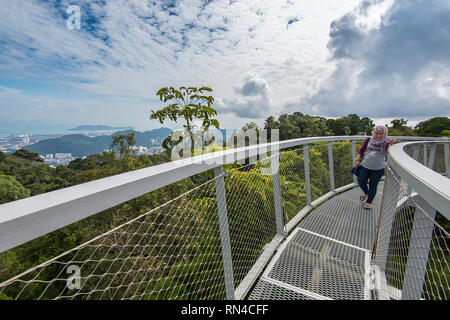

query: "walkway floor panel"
xmin=249 ymin=185 xmax=383 ymax=300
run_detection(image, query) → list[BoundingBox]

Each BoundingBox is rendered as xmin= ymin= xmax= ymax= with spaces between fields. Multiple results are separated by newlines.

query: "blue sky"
xmin=0 ymin=0 xmax=449 ymax=134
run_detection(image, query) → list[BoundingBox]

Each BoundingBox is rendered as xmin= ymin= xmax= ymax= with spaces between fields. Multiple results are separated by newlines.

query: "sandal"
xmin=360 ymin=194 xmax=368 ymax=201
xmin=363 ymin=203 xmax=372 ymax=210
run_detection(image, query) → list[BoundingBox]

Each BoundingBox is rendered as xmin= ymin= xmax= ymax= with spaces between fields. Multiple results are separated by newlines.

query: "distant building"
xmin=55 ymin=153 xmax=72 ymax=159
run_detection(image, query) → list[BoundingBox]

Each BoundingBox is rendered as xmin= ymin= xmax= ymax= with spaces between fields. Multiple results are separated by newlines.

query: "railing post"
xmin=445 ymin=143 xmax=449 ymax=178
xmin=402 ymin=195 xmax=436 ymax=300
xmin=214 ymin=166 xmax=235 ymax=300
xmin=412 ymin=144 xmax=420 ymax=161
xmin=406 ymin=145 xmax=420 ymax=196
xmin=423 ymin=144 xmax=428 ymax=166
xmin=375 ymin=167 xmax=400 ymax=280
xmin=271 ymin=153 xmax=285 ymax=237
xmin=303 ymin=145 xmax=312 ymax=206
xmin=328 ymin=142 xmax=335 ymax=192
xmin=351 ymin=140 xmax=357 ymax=184
xmin=427 ymin=143 xmax=436 ymax=170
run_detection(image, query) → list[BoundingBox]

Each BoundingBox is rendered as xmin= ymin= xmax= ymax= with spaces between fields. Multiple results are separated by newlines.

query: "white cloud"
xmin=294 ymin=0 xmax=450 ymax=120
xmin=9 ymin=0 xmax=433 ymax=132
xmin=215 ymin=73 xmax=273 ymax=118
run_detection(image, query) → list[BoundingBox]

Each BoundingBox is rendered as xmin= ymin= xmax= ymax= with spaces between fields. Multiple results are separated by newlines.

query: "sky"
xmin=0 ymin=0 xmax=449 ymax=134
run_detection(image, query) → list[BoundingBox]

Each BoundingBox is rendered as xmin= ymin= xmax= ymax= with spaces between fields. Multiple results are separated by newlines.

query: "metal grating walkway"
xmin=249 ymin=183 xmax=383 ymax=300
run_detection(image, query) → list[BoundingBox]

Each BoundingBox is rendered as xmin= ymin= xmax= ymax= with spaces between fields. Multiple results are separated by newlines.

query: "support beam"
xmin=328 ymin=142 xmax=335 ymax=192
xmin=423 ymin=144 xmax=428 ymax=166
xmin=304 ymin=145 xmax=312 ymax=206
xmin=374 ymin=168 xmax=400 ymax=275
xmin=427 ymin=144 xmax=436 ymax=170
xmin=402 ymin=196 xmax=436 ymax=300
xmin=271 ymin=154 xmax=285 ymax=237
xmin=351 ymin=141 xmax=357 ymax=184
xmin=214 ymin=166 xmax=235 ymax=300
xmin=444 ymin=143 xmax=449 ymax=178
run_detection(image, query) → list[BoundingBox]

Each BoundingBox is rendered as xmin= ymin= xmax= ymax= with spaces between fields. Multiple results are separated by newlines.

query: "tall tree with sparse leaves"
xmin=149 ymin=86 xmax=220 ymax=151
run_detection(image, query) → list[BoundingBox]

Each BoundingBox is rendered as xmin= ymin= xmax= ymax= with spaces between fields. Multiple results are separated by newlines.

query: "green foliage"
xmin=264 ymin=112 xmax=332 ymax=141
xmin=11 ymin=149 xmax=43 ymax=162
xmin=325 ymin=114 xmax=374 ymax=136
xmin=440 ymin=129 xmax=450 ymax=137
xmin=0 ymin=174 xmax=30 ymax=204
xmin=415 ymin=117 xmax=450 ymax=137
xmin=150 ymin=86 xmax=220 ymax=151
xmin=265 ymin=112 xmax=375 ymax=139
xmin=387 ymin=118 xmax=415 ymax=136
xmin=110 ymin=132 xmax=136 ymax=158
xmin=0 ymin=154 xmax=62 ymax=196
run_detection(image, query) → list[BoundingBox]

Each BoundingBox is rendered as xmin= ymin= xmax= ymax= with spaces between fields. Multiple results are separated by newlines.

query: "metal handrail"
xmin=387 ymin=141 xmax=450 ymax=219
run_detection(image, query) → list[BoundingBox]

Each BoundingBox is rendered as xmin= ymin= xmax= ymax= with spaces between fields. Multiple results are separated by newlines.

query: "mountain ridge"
xmin=69 ymin=125 xmax=134 ymax=131
xmin=25 ymin=128 xmax=172 ymax=157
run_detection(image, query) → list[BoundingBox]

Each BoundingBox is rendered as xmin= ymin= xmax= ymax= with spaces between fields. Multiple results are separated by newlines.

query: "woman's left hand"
xmin=390 ymin=138 xmax=399 ymax=144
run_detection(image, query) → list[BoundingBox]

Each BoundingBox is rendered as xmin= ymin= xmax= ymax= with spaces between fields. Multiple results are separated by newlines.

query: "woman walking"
xmin=355 ymin=125 xmax=398 ymax=210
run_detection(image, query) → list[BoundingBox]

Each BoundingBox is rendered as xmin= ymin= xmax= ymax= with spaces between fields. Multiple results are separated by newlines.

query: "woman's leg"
xmin=358 ymin=166 xmax=370 ymax=196
xmin=366 ymin=168 xmax=385 ymax=204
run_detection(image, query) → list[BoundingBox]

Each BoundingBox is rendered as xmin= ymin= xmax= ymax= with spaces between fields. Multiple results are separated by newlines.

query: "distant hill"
xmin=69 ymin=125 xmax=134 ymax=131
xmin=25 ymin=128 xmax=172 ymax=157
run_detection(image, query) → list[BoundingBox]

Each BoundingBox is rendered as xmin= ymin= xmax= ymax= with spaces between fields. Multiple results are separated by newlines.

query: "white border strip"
xmin=364 ymin=251 xmax=372 ymax=300
xmin=297 ymin=228 xmax=371 ymax=253
xmin=259 ymin=276 xmax=334 ymax=300
xmin=234 ymin=235 xmax=284 ymax=300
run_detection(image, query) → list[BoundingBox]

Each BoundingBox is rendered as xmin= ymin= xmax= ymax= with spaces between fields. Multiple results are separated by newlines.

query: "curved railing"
xmin=0 ymin=135 xmax=447 ymax=300
xmin=374 ymin=141 xmax=449 ymax=300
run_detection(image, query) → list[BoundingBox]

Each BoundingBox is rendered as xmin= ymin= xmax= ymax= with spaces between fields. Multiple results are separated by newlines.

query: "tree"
xmin=0 ymin=174 xmax=31 ymax=204
xmin=361 ymin=117 xmax=375 ymax=135
xmin=415 ymin=117 xmax=450 ymax=137
xmin=441 ymin=130 xmax=450 ymax=137
xmin=241 ymin=122 xmax=259 ymax=133
xmin=110 ymin=133 xmax=136 ymax=158
xmin=391 ymin=118 xmax=408 ymax=129
xmin=149 ymin=86 xmax=220 ymax=151
xmin=264 ymin=116 xmax=279 ymax=130
xmin=11 ymin=149 xmax=43 ymax=162
xmin=388 ymin=118 xmax=414 ymax=136
xmin=343 ymin=126 xmax=351 ymax=136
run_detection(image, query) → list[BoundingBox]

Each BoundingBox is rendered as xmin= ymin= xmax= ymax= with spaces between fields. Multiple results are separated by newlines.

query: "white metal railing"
xmin=0 ymin=135 xmax=447 ymax=300
xmin=374 ymin=141 xmax=449 ymax=300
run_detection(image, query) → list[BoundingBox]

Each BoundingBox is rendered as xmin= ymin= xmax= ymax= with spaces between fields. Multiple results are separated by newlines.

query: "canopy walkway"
xmin=0 ymin=136 xmax=448 ymax=300
xmin=249 ymin=184 xmax=382 ymax=300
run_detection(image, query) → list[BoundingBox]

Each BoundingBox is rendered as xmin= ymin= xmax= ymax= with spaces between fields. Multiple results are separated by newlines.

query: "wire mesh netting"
xmin=374 ymin=165 xmax=449 ymax=300
xmin=0 ymin=156 xmax=283 ymax=300
xmin=279 ymin=142 xmax=349 ymax=225
xmin=0 ymin=177 xmax=227 ymax=300
xmin=220 ymin=159 xmax=278 ymax=293
xmin=279 ymin=147 xmax=306 ymax=224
